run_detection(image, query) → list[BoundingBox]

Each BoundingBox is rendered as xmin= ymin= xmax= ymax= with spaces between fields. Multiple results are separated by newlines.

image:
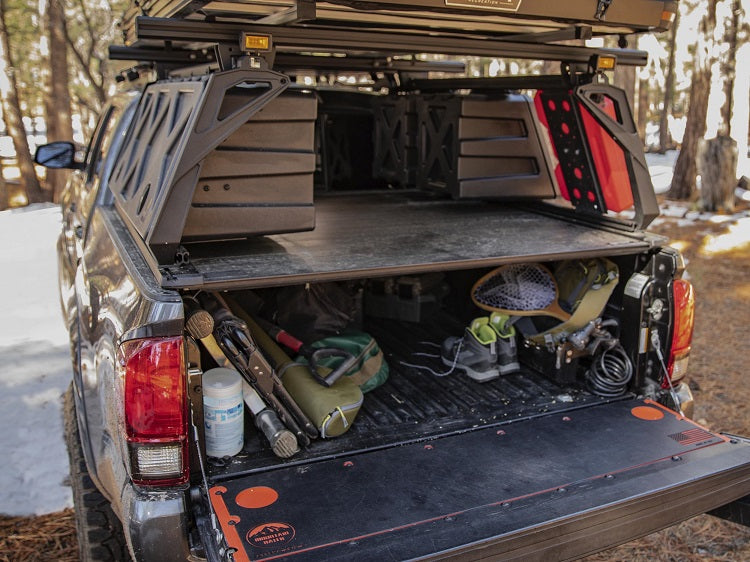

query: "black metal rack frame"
xmin=106 ymin=3 xmax=664 ymax=280
xmin=121 ymin=16 xmax=651 ymax=70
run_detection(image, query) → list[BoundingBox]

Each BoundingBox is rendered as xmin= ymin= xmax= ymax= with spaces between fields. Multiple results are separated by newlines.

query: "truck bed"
xmin=165 ymin=192 xmax=652 ymax=290
xmin=207 ymin=313 xmax=612 ymax=480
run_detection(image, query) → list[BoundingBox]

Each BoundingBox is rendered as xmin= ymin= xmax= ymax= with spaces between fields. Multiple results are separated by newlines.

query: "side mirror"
xmin=34 ymin=141 xmax=83 ymax=170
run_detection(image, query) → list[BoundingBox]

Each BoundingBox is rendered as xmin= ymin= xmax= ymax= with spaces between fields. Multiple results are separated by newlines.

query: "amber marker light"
xmin=594 ymin=55 xmax=616 ymax=71
xmin=241 ymin=33 xmax=272 ymax=52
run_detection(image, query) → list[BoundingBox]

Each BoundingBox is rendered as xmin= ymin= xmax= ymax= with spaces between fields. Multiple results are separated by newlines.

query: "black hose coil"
xmin=585 ymin=344 xmax=633 ymax=397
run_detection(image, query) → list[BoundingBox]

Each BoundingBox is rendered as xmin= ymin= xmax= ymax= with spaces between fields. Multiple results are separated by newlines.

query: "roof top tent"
xmin=107 ymin=0 xmax=677 ymax=289
xmin=113 ymin=0 xmax=677 ymax=72
xmin=119 ymin=0 xmax=677 ymax=42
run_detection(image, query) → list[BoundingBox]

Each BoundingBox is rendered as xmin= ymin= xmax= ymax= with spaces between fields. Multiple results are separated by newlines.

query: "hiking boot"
xmin=489 ymin=313 xmax=521 ymax=375
xmin=441 ymin=317 xmax=500 ymax=382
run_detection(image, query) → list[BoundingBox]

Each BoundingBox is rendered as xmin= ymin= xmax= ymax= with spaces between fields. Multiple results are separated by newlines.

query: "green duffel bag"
xmin=300 ymin=331 xmax=389 ymax=393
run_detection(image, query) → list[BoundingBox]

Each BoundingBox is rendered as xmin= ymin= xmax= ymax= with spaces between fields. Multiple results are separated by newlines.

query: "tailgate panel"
xmin=209 ymin=400 xmax=750 ymax=561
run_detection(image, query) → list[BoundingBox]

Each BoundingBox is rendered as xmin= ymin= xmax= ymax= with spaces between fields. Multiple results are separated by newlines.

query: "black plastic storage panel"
xmin=417 ymin=93 xmax=557 ymax=200
xmin=184 ymin=89 xmax=317 ymax=240
xmin=372 ymin=94 xmax=418 ymax=188
xmin=314 ymin=89 xmax=378 ymax=191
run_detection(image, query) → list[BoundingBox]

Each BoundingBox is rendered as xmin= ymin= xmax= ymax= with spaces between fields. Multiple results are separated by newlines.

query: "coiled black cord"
xmin=585 ymin=343 xmax=633 ymax=397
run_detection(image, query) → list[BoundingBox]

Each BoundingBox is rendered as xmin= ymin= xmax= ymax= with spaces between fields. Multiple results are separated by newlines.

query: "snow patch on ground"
xmin=645 ymin=150 xmax=678 ymax=194
xmin=0 ymin=204 xmax=73 ymax=516
xmin=646 ymin=151 xmax=750 ymax=228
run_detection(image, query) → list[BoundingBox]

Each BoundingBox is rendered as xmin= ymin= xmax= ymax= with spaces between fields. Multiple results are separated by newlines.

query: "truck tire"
xmin=64 ymin=383 xmax=130 ymax=561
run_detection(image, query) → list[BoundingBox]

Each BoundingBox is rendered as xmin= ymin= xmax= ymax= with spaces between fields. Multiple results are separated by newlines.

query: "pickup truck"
xmin=34 ymin=1 xmax=750 ymax=560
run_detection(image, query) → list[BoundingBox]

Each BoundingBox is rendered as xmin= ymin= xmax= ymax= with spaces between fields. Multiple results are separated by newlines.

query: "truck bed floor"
xmin=207 ymin=315 xmax=611 ymax=480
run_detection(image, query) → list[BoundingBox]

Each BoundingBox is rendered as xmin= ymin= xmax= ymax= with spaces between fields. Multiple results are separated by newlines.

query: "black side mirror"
xmin=34 ymin=141 xmax=83 ymax=170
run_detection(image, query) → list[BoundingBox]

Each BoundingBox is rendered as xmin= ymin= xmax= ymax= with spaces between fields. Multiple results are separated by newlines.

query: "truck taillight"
xmin=667 ymin=279 xmax=695 ymax=385
xmin=122 ymin=336 xmax=189 ymax=486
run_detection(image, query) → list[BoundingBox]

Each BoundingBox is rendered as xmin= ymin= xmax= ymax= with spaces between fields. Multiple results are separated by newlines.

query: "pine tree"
xmin=43 ymin=0 xmax=73 ymax=202
xmin=668 ymin=1 xmax=718 ymax=201
xmin=0 ymin=0 xmax=44 ymax=203
xmin=0 ymin=158 xmax=7 ymax=210
xmin=659 ymin=11 xmax=679 ymax=154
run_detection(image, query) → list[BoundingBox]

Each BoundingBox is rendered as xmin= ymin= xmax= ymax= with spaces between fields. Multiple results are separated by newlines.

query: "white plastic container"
xmin=202 ymin=368 xmax=244 ymax=457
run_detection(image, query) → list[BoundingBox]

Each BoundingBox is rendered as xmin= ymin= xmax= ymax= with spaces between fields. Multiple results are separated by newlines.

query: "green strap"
xmin=346 ymin=351 xmax=384 ymax=387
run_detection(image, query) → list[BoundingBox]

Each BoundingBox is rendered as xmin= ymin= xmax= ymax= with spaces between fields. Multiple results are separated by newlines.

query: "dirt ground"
xmin=3 ymin=202 xmax=750 ymax=561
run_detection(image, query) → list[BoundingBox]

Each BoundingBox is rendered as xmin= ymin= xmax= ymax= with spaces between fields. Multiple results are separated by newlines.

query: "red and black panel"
xmin=534 ymin=88 xmax=635 ymax=215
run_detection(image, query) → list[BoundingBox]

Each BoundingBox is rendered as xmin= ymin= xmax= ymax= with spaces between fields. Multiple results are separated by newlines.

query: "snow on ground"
xmin=645 ymin=150 xmax=678 ymax=194
xmin=0 ymin=151 xmax=713 ymax=517
xmin=0 ymin=204 xmax=73 ymax=516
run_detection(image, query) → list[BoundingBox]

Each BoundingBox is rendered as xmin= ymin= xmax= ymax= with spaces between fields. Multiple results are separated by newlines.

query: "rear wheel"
xmin=63 ymin=383 xmax=130 ymax=561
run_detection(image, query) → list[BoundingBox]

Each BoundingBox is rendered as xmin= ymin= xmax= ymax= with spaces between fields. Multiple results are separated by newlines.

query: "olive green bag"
xmin=278 ymin=363 xmax=363 ymax=438
xmin=236 ymin=310 xmax=364 ymax=438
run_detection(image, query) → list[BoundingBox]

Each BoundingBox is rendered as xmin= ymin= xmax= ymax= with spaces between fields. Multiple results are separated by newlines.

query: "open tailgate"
xmin=206 ymin=399 xmax=750 ymax=561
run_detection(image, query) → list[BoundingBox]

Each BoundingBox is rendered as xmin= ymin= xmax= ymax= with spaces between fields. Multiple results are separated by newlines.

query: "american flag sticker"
xmin=668 ymin=428 xmax=714 ymax=446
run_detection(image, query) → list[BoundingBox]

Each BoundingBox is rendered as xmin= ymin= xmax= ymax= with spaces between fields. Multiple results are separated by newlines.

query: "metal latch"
xmin=595 ymin=0 xmax=613 ymax=20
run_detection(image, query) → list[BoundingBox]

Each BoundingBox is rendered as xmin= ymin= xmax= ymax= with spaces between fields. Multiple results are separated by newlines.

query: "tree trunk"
xmin=668 ymin=2 xmax=718 ymax=201
xmin=637 ymin=78 xmax=649 ymax=146
xmin=613 ymin=65 xmax=636 ymax=115
xmin=720 ymin=0 xmax=740 ymax=135
xmin=0 ymin=159 xmax=7 ymax=210
xmin=669 ymin=68 xmax=712 ymax=200
xmin=698 ymin=0 xmax=742 ymax=211
xmin=731 ymin=43 xmax=750 ymax=180
xmin=659 ymin=12 xmax=679 ymax=154
xmin=44 ymin=0 xmax=73 ymax=203
xmin=699 ymin=136 xmax=737 ymax=212
xmin=0 ymin=0 xmax=44 ymax=204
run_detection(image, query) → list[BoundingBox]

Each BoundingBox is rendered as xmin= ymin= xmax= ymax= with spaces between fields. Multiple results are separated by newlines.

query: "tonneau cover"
xmin=149 ymin=193 xmax=653 ymax=289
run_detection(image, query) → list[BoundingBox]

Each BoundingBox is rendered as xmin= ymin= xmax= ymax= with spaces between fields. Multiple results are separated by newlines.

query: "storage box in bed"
xmin=183 ymin=89 xmax=317 ymax=241
xmin=416 ymin=93 xmax=556 ymax=200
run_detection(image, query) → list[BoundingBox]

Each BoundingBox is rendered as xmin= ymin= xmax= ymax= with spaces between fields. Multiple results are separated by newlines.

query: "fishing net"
xmin=472 ymin=263 xmax=558 ymax=314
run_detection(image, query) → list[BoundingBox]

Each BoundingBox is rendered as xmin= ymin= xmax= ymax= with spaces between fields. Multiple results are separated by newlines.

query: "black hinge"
xmin=159 ymin=246 xmax=205 ymax=288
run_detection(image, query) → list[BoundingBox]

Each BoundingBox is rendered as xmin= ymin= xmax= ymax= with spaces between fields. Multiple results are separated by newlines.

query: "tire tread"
xmin=63 ymin=384 xmax=130 ymax=562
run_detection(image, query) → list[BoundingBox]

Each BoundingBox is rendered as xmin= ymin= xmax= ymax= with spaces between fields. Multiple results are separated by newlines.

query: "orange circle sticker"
xmin=235 ymin=486 xmax=279 ymax=509
xmin=631 ymin=406 xmax=664 ymax=421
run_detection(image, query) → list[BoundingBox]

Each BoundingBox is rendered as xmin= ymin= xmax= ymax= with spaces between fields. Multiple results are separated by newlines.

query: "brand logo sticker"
xmin=246 ymin=522 xmax=296 ymax=548
xmin=444 ymin=0 xmax=522 ymax=12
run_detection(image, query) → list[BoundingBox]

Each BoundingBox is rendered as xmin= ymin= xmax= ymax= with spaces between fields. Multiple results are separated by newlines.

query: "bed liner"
xmin=206 ymin=313 xmax=613 ymax=479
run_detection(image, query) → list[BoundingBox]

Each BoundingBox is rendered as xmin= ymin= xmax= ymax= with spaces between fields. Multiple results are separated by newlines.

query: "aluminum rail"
xmin=109 ymin=45 xmax=467 ymax=74
xmin=132 ymin=16 xmax=649 ymax=66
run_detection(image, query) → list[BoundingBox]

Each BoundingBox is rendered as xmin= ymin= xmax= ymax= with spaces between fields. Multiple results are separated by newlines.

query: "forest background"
xmin=1 ymin=1 xmax=750 ymax=560
xmin=0 ymin=0 xmax=748 ymax=210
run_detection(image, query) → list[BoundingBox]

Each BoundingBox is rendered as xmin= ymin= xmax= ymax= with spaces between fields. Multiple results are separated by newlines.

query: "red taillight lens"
xmin=667 ymin=279 xmax=695 ymax=384
xmin=122 ymin=336 xmax=188 ymax=486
